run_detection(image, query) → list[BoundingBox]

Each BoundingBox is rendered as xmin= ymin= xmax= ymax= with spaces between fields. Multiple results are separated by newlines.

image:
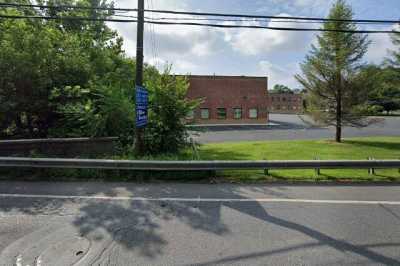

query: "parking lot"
xmin=191 ymin=114 xmax=400 ymax=143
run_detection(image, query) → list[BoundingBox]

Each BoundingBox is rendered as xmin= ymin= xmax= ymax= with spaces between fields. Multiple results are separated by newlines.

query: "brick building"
xmin=268 ymin=93 xmax=303 ymax=114
xmin=185 ymin=75 xmax=269 ymax=124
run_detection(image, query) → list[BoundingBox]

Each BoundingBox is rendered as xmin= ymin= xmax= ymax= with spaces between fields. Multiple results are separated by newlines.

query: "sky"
xmin=109 ymin=0 xmax=400 ymax=89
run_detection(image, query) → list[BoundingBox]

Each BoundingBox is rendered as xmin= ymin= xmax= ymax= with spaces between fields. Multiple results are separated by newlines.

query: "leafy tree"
xmin=295 ymin=0 xmax=371 ymax=142
xmin=381 ymin=24 xmax=400 ymax=114
xmin=270 ymin=84 xmax=293 ymax=94
xmin=387 ymin=25 xmax=400 ymax=68
xmin=50 ymin=62 xmax=199 ymax=155
xmin=143 ymin=68 xmax=200 ymax=155
xmin=0 ymin=11 xmax=90 ymax=137
xmin=0 ymin=0 xmax=124 ymax=138
xmin=49 ymin=59 xmax=148 ymax=145
xmin=360 ymin=65 xmax=400 ymax=114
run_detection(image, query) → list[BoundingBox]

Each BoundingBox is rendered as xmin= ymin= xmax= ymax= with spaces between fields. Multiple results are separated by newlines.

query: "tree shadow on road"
xmin=1 ymin=183 xmax=400 ymax=264
xmin=217 ymin=201 xmax=400 ymax=265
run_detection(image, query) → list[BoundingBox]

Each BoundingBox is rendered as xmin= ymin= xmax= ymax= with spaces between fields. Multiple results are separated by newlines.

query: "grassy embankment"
xmin=192 ymin=136 xmax=400 ymax=182
xmin=2 ymin=137 xmax=399 ymax=182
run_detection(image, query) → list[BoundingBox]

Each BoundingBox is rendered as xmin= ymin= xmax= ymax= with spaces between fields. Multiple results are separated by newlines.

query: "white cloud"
xmin=226 ymin=14 xmax=314 ymax=56
xmin=108 ymin=0 xmax=398 ymax=81
xmin=258 ymin=60 xmax=300 ymax=89
xmin=109 ymin=0 xmax=225 ymax=73
xmin=365 ymin=25 xmax=398 ymax=64
xmin=256 ymin=0 xmax=332 ymax=16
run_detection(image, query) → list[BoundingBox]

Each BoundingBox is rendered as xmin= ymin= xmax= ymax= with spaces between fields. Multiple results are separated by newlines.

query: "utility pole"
xmin=135 ymin=0 xmax=145 ymax=155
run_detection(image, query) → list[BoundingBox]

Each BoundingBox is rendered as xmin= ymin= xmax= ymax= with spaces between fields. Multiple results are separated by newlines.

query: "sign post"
xmin=135 ymin=0 xmax=145 ymax=154
xmin=136 ymin=85 xmax=148 ymax=128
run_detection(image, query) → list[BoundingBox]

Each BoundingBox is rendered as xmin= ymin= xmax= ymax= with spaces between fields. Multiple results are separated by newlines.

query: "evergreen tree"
xmin=295 ymin=0 xmax=371 ymax=142
xmin=388 ymin=26 xmax=400 ymax=68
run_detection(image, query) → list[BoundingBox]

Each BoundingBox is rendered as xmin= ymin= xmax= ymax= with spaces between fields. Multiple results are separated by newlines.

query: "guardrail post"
xmin=314 ymin=157 xmax=320 ymax=176
xmin=368 ymin=157 xmax=375 ymax=175
xmin=263 ymin=158 xmax=269 ymax=176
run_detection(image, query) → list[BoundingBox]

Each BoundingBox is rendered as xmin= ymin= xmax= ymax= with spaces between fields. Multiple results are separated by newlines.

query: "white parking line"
xmin=1 ymin=193 xmax=400 ymax=205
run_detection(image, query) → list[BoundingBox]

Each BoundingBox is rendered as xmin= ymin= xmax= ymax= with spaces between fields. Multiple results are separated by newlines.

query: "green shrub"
xmin=143 ymin=67 xmax=200 ymax=155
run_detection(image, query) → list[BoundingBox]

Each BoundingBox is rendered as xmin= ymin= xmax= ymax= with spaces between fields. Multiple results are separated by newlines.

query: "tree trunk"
xmin=335 ymin=123 xmax=342 ymax=142
xmin=336 ymin=91 xmax=342 ymax=142
xmin=335 ymin=70 xmax=342 ymax=143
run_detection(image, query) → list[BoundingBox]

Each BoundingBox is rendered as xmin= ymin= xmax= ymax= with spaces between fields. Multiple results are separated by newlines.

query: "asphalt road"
xmin=1 ymin=182 xmax=400 ymax=265
xmin=192 ymin=114 xmax=400 ymax=143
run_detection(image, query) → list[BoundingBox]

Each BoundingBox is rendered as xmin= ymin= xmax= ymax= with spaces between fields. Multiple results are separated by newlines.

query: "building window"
xmin=233 ymin=108 xmax=242 ymax=119
xmin=276 ymin=105 xmax=281 ymax=110
xmin=186 ymin=110 xmax=195 ymax=119
xmin=282 ymin=97 xmax=286 ymax=102
xmin=201 ymin=108 xmax=209 ymax=119
xmin=217 ymin=108 xmax=227 ymax=119
xmin=249 ymin=108 xmax=258 ymax=119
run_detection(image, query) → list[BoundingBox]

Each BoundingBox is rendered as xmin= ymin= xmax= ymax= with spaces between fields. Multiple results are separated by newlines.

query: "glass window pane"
xmin=233 ymin=108 xmax=242 ymax=119
xmin=186 ymin=110 xmax=194 ymax=119
xmin=249 ymin=108 xmax=258 ymax=118
xmin=217 ymin=108 xmax=226 ymax=119
xmin=201 ymin=109 xmax=209 ymax=119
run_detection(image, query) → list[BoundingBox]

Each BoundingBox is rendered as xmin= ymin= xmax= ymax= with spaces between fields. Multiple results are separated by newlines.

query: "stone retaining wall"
xmin=0 ymin=137 xmax=118 ymax=157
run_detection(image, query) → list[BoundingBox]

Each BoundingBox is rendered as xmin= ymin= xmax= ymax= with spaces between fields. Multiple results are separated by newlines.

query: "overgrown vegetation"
xmin=0 ymin=0 xmax=198 ymax=155
xmin=359 ymin=65 xmax=400 ymax=115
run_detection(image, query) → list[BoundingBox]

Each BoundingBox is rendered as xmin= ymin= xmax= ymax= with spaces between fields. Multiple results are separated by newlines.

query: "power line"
xmin=145 ymin=9 xmax=400 ymax=25
xmin=145 ymin=0 xmax=157 ymax=68
xmin=0 ymin=14 xmax=398 ymax=33
xmin=111 ymin=14 xmax=396 ymax=26
xmin=0 ymin=2 xmax=134 ymax=12
xmin=144 ymin=20 xmax=399 ymax=33
xmin=149 ymin=0 xmax=160 ymax=69
xmin=0 ymin=14 xmax=137 ymax=22
xmin=1 ymin=2 xmax=399 ymax=24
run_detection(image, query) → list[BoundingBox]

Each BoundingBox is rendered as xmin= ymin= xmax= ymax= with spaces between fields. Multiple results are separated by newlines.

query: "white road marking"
xmin=0 ymin=193 xmax=400 ymax=205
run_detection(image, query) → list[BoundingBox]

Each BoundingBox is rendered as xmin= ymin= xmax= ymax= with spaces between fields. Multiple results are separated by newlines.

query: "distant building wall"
xmin=268 ymin=93 xmax=303 ymax=114
xmin=185 ymin=75 xmax=269 ymax=124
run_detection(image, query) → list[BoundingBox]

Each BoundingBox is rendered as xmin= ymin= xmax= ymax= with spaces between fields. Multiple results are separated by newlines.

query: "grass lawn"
xmin=193 ymin=136 xmax=400 ymax=182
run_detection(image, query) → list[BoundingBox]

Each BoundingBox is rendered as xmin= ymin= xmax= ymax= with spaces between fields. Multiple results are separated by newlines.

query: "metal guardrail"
xmin=0 ymin=157 xmax=399 ymax=171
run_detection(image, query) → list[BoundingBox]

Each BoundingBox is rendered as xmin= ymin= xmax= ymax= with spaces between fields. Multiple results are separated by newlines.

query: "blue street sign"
xmin=136 ymin=85 xmax=148 ymax=128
